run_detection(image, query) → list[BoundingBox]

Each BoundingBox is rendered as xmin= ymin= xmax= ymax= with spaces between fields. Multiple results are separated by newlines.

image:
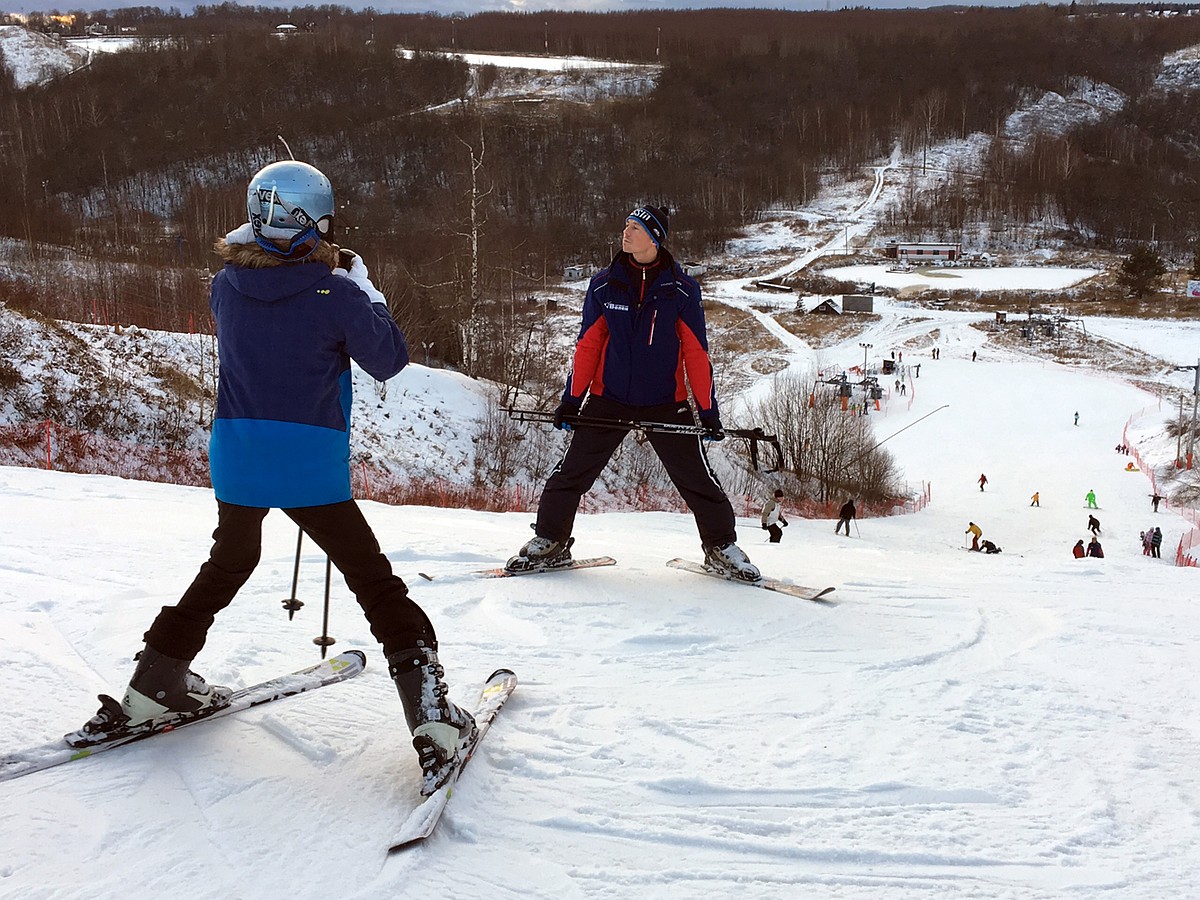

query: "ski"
xmin=666 ymin=558 xmax=836 ymax=602
xmin=478 ymin=556 xmax=616 ymax=578
xmin=388 ymin=668 xmax=518 ymax=852
xmin=0 ymin=650 xmax=367 ymax=783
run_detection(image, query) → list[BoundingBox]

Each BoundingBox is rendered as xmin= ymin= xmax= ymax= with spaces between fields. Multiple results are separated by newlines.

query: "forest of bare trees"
xmin=4 ymin=4 xmax=1200 ymax=372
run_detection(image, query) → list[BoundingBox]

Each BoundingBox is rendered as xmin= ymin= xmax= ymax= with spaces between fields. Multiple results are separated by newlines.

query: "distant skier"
xmin=1141 ymin=530 xmax=1152 ymax=556
xmin=1088 ymin=514 xmax=1101 ymax=536
xmin=760 ymin=489 xmax=788 ymax=543
xmin=1086 ymin=537 xmax=1104 ymax=558
xmin=1151 ymin=493 xmax=1163 ymax=512
xmin=972 ymin=350 xmax=977 ymax=362
xmin=835 ymin=498 xmax=856 ymax=535
xmin=1074 ymin=411 xmax=1079 ymax=426
xmin=1085 ymin=489 xmax=1098 ymax=509
xmin=966 ymin=521 xmax=982 ymax=551
xmin=1030 ymin=491 xmax=1040 ymax=507
xmin=1072 ymin=539 xmax=1086 ymax=559
xmin=978 ymin=473 xmax=988 ymax=492
xmin=1151 ymin=526 xmax=1163 ymax=559
xmin=980 ymin=539 xmax=1002 ymax=554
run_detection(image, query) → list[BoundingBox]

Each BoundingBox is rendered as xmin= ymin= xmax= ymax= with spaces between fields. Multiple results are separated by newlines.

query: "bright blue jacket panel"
xmin=209 ymin=260 xmax=408 ymax=508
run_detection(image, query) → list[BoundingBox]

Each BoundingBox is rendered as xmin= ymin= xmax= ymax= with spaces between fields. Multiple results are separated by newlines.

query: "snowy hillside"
xmin=0 ymin=27 xmax=136 ymax=88
xmin=0 ymin=25 xmax=87 ymax=87
xmin=0 ymin=304 xmax=495 ymax=487
xmin=1003 ymin=78 xmax=1127 ymax=143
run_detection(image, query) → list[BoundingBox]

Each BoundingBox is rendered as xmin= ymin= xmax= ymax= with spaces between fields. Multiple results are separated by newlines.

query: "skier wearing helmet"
xmin=67 ymin=160 xmax=475 ymax=797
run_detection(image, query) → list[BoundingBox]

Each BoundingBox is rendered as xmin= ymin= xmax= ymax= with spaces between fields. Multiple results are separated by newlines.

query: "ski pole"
xmin=505 ymin=407 xmax=785 ymax=472
xmin=282 ymin=527 xmax=304 ymax=620
xmin=313 ymin=556 xmax=336 ymax=659
xmin=853 ymin=517 xmax=861 ymax=538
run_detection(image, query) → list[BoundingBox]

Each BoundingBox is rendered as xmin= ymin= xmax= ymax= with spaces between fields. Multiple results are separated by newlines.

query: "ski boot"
xmin=388 ymin=641 xmax=478 ymax=796
xmin=65 ymin=647 xmax=233 ymax=747
xmin=702 ymin=541 xmax=762 ymax=583
xmin=504 ymin=534 xmax=574 ymax=573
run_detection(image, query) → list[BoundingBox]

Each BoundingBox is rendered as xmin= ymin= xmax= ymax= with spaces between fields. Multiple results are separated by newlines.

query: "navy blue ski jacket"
xmin=209 ymin=244 xmax=408 ymax=508
xmin=564 ymin=250 xmax=719 ymax=416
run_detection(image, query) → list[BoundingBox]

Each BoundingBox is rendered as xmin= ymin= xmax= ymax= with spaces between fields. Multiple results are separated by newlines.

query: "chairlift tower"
xmin=1175 ymin=359 xmax=1200 ymax=469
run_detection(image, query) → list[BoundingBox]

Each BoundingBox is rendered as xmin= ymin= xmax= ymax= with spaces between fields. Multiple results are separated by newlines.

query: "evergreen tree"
xmin=1117 ymin=244 xmax=1168 ymax=298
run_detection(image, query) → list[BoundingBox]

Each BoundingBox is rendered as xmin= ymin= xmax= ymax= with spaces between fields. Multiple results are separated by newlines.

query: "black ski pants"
xmin=535 ymin=396 xmax=737 ymax=550
xmin=763 ymin=524 xmax=783 ymax=543
xmin=144 ymin=499 xmax=434 ymax=661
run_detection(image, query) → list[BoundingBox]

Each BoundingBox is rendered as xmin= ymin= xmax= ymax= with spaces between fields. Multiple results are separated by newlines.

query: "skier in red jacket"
xmin=507 ymin=205 xmax=758 ymax=582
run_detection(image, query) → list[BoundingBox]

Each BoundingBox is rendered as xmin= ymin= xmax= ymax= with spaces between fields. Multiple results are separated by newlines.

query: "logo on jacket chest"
xmin=604 ymin=302 xmax=631 ymax=312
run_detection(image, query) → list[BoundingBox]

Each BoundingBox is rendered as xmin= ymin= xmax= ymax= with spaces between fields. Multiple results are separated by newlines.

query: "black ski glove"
xmin=554 ymin=399 xmax=582 ymax=431
xmin=700 ymin=415 xmax=725 ymax=442
xmin=336 ymin=248 xmax=358 ymax=271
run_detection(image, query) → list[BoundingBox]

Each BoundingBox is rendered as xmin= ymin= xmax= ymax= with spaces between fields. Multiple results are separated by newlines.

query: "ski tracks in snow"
xmin=459 ymin=556 xmax=1099 ymax=898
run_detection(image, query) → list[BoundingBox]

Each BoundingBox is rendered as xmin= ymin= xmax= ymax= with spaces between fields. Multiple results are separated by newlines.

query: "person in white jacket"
xmin=761 ymin=489 xmax=788 ymax=543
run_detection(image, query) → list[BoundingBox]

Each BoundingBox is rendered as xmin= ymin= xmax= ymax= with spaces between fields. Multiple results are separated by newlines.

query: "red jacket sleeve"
xmin=568 ymin=316 xmax=609 ymax=402
xmin=676 ymin=280 xmax=718 ymax=416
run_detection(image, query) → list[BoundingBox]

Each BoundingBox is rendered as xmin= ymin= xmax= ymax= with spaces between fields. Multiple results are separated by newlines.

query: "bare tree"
xmin=454 ymin=119 xmax=492 ymax=377
xmin=744 ymin=371 xmax=900 ymax=504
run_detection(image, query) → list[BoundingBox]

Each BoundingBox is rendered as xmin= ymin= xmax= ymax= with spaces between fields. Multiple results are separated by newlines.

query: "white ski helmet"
xmin=246 ymin=160 xmax=334 ymax=259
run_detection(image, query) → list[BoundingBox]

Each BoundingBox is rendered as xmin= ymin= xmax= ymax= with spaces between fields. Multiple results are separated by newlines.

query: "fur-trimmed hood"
xmin=213 ymin=235 xmax=339 ymax=270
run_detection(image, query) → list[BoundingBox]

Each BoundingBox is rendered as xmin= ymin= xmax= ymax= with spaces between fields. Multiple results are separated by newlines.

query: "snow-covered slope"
xmin=0 ymin=306 xmax=493 ymax=485
xmin=0 ymin=25 xmax=88 ymax=87
xmin=1003 ymin=77 xmax=1128 ymax=142
xmin=0 ymin=27 xmax=138 ymax=88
